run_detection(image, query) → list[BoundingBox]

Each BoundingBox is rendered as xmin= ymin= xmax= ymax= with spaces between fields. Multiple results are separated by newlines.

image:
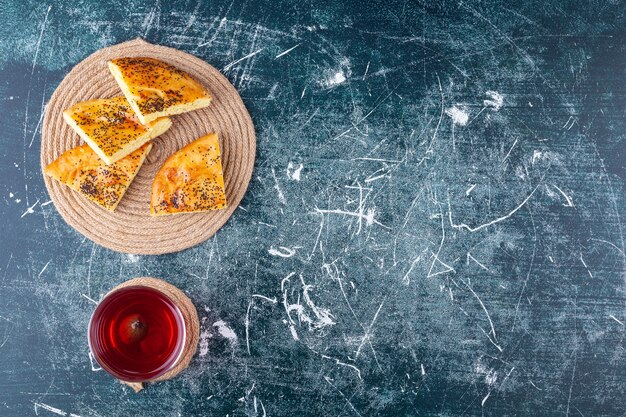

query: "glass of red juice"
xmin=88 ymin=286 xmax=186 ymax=382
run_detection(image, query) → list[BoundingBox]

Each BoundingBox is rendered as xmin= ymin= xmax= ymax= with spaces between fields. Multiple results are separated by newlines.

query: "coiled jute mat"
xmin=41 ymin=38 xmax=256 ymax=255
xmin=109 ymin=277 xmax=200 ymax=392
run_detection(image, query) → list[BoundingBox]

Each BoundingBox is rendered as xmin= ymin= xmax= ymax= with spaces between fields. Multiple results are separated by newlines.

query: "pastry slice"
xmin=108 ymin=57 xmax=212 ymax=124
xmin=45 ymin=143 xmax=152 ymax=211
xmin=150 ymin=133 xmax=226 ymax=216
xmin=63 ymin=96 xmax=171 ymax=165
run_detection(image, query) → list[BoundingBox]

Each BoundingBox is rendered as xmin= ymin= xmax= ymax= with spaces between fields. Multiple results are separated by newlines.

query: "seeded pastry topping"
xmin=108 ymin=57 xmax=212 ymax=124
xmin=45 ymin=143 xmax=153 ymax=211
xmin=150 ymin=133 xmax=226 ymax=215
xmin=63 ymin=96 xmax=171 ymax=165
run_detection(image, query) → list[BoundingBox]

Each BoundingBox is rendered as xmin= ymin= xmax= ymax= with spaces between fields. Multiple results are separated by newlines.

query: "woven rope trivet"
xmin=109 ymin=277 xmax=200 ymax=393
xmin=41 ymin=38 xmax=256 ymax=255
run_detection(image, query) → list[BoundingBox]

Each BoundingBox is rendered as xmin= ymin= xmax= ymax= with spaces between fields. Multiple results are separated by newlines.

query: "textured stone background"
xmin=0 ymin=0 xmax=625 ymax=415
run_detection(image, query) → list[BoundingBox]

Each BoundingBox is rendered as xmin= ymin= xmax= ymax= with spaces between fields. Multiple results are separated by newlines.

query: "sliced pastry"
xmin=63 ymin=96 xmax=171 ymax=165
xmin=45 ymin=142 xmax=152 ymax=211
xmin=150 ymin=133 xmax=226 ymax=216
xmin=108 ymin=57 xmax=212 ymax=124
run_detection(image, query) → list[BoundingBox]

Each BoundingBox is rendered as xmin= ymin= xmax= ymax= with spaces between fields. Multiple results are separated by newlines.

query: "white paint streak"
xmin=245 ymin=301 xmax=253 ymax=355
xmin=352 ymin=157 xmax=403 ymax=163
xmin=485 ymin=370 xmax=498 ymax=385
xmin=532 ymin=150 xmax=545 ymax=164
xmin=223 ymin=48 xmax=264 ymax=71
xmin=428 ymin=207 xmax=455 ymax=279
xmin=580 ymin=254 xmax=593 ymax=278
xmin=355 ymin=300 xmax=385 ymax=359
xmin=28 ymin=109 xmax=45 ymax=148
xmin=314 ymin=207 xmax=390 ymax=230
xmin=287 ymin=162 xmax=303 ymax=181
xmin=364 ymin=174 xmax=388 ymax=183
xmin=245 ymin=294 xmax=277 ymax=355
xmin=198 ymin=327 xmax=210 ymax=356
xmin=88 ymin=351 xmax=102 ymax=372
xmin=481 ymin=392 xmax=491 ymax=407
xmin=402 ymin=254 xmax=423 ymax=285
xmin=428 ymin=254 xmax=455 ymax=278
xmin=31 ymin=6 xmax=52 ymax=74
xmin=321 ymin=355 xmax=362 ymax=379
xmin=268 ymin=246 xmax=296 ymax=258
xmin=271 ymin=167 xmax=287 ymax=205
xmin=552 ymin=184 xmax=574 ymax=207
xmin=445 ymin=106 xmax=469 ymax=126
xmin=467 ymin=252 xmax=490 ymax=271
xmin=282 ymin=273 xmax=335 ymax=337
xmin=464 ymin=279 xmax=502 ymax=352
xmin=81 ymin=294 xmax=98 ymax=305
xmin=198 ymin=17 xmax=227 ymax=47
xmin=252 ymin=294 xmax=278 ymax=304
xmin=213 ymin=320 xmax=238 ymax=342
xmin=324 ymin=376 xmax=363 ymax=416
xmin=275 ymin=43 xmax=301 ymax=58
xmin=288 ymin=324 xmax=299 ymax=340
xmin=141 ymin=1 xmax=160 ymax=37
xmin=301 ymin=280 xmax=335 ymax=327
xmin=331 ymin=127 xmax=352 ymax=141
xmin=502 ymin=138 xmax=518 ymax=163
xmin=321 ymin=71 xmax=346 ymax=88
xmin=484 ymin=90 xmax=504 ymax=110
xmin=562 ymin=116 xmax=578 ymax=130
xmin=124 ymin=255 xmax=139 ymax=264
xmin=449 ymin=186 xmax=538 ymax=233
xmin=38 ymin=260 xmax=51 ymax=277
xmin=21 ymin=199 xmax=40 ymax=218
xmin=34 ymin=402 xmax=80 ymax=417
xmin=308 ymin=215 xmax=324 ymax=260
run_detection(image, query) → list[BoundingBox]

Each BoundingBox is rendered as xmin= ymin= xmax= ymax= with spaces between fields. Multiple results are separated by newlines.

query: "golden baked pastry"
xmin=150 ymin=133 xmax=226 ymax=216
xmin=108 ymin=57 xmax=212 ymax=124
xmin=63 ymin=96 xmax=171 ymax=165
xmin=45 ymin=143 xmax=152 ymax=211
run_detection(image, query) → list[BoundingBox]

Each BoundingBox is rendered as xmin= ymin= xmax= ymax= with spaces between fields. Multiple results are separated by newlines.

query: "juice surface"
xmin=89 ymin=286 xmax=185 ymax=381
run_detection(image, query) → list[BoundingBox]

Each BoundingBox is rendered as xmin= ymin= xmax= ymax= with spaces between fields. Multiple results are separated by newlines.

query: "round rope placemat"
xmin=110 ymin=277 xmax=200 ymax=392
xmin=41 ymin=38 xmax=256 ymax=255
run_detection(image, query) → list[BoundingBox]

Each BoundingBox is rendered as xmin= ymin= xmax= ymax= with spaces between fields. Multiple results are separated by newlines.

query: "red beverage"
xmin=88 ymin=286 xmax=186 ymax=382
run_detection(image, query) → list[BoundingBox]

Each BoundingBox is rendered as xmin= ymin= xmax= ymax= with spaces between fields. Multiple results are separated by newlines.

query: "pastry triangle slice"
xmin=63 ymin=96 xmax=171 ymax=165
xmin=45 ymin=143 xmax=152 ymax=211
xmin=150 ymin=133 xmax=226 ymax=216
xmin=108 ymin=57 xmax=212 ymax=124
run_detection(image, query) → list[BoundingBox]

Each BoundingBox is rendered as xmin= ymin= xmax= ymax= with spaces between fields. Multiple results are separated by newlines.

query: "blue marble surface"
xmin=0 ymin=0 xmax=625 ymax=415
